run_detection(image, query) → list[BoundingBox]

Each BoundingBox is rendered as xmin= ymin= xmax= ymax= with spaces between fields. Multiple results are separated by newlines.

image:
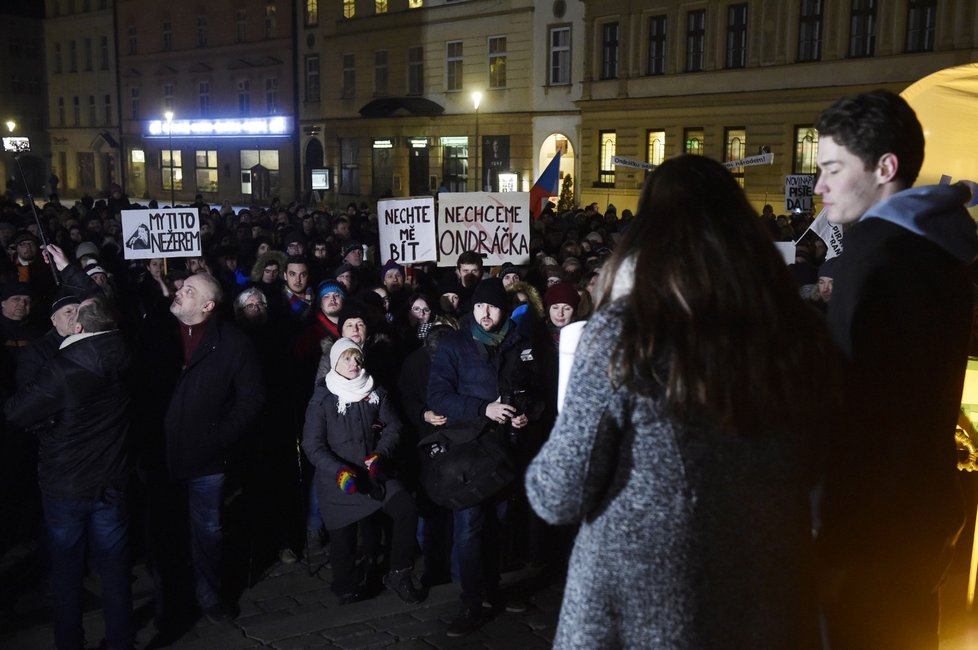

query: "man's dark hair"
xmin=76 ymin=296 xmax=117 ymax=332
xmin=456 ymin=250 xmax=484 ymax=269
xmin=816 ymin=90 xmax=924 ymax=189
xmin=285 ymin=254 xmax=309 ymax=269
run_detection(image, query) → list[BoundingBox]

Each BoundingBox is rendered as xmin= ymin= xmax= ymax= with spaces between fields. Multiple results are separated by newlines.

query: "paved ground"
xmin=4 ymin=540 xmax=978 ymax=649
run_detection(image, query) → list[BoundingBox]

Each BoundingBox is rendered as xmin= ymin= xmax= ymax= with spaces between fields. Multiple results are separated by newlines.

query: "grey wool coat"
xmin=525 ymin=302 xmax=821 ymax=649
xmin=301 ymin=381 xmax=404 ymax=530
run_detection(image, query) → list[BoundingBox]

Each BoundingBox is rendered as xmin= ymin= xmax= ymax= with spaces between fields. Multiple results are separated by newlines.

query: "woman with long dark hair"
xmin=526 ymin=155 xmax=841 ymax=648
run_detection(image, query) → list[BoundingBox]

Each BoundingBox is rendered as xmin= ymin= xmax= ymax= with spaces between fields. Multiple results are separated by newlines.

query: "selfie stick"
xmin=12 ymin=153 xmax=60 ymax=286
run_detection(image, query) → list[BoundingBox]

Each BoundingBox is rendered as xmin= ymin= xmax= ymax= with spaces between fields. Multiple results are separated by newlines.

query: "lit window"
xmin=195 ymin=150 xmax=219 ymax=194
xmin=305 ymin=0 xmax=318 ymax=27
xmin=376 ymin=0 xmax=387 ymax=13
xmin=549 ymin=26 xmax=570 ymax=85
xmin=684 ymin=127 xmax=704 ymax=155
xmin=647 ymin=130 xmax=665 ymax=167
xmin=488 ymin=37 xmax=506 ymax=89
xmin=599 ymin=131 xmax=616 ymax=185
xmin=724 ymin=127 xmax=747 ymax=187
xmin=343 ymin=0 xmax=354 ymax=19
xmin=794 ymin=126 xmax=819 ymax=174
xmin=162 ymin=149 xmax=183 ymax=192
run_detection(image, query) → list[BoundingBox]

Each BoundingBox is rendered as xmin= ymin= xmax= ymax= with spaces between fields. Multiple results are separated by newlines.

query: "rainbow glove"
xmin=364 ymin=454 xmax=382 ymax=481
xmin=336 ymin=466 xmax=359 ymax=494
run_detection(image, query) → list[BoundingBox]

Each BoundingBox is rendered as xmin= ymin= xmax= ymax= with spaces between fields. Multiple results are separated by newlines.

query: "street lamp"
xmin=5 ymin=120 xmax=14 ymax=133
xmin=164 ymin=110 xmax=175 ymax=207
xmin=471 ymin=92 xmax=482 ymax=191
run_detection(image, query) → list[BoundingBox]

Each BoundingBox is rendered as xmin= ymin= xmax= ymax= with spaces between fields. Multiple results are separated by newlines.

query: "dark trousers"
xmin=454 ymin=498 xmax=507 ymax=611
xmin=43 ymin=488 xmax=132 ymax=650
xmin=326 ymin=490 xmax=418 ymax=596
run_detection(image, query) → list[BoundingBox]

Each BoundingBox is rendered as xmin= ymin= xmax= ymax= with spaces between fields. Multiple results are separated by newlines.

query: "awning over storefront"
xmin=359 ymin=97 xmax=444 ymax=118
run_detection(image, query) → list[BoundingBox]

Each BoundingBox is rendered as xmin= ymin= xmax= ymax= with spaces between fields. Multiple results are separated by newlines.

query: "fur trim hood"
xmin=250 ymin=250 xmax=289 ymax=282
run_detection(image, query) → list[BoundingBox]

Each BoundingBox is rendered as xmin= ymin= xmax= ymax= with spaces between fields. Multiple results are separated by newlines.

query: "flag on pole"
xmin=530 ymin=151 xmax=562 ymax=220
xmin=798 ymin=208 xmax=844 ymax=260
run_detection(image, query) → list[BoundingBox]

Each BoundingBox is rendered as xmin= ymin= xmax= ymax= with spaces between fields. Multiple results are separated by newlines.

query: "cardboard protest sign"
xmin=785 ymin=175 xmax=815 ymax=214
xmin=377 ymin=196 xmax=437 ymax=265
xmin=121 ymin=208 xmax=202 ymax=260
xmin=437 ymin=192 xmax=531 ymax=267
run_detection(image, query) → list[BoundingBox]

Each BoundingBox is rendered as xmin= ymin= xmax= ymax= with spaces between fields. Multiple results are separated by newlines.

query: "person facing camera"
xmin=301 ymin=338 xmax=423 ymax=606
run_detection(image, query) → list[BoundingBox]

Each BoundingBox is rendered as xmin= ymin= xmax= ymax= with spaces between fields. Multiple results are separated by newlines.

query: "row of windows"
xmin=307 ymin=0 xmax=424 ymax=25
xmin=129 ymin=79 xmax=280 ymax=120
xmin=55 ymin=95 xmax=114 ymax=127
xmin=8 ymin=37 xmax=41 ymax=60
xmin=304 ymin=36 xmax=512 ymax=102
xmin=124 ymin=5 xmax=279 ymax=56
xmin=157 ymin=148 xmax=281 ymax=195
xmin=597 ymin=0 xmax=936 ymax=79
xmin=49 ymin=0 xmax=109 ymax=16
xmin=51 ymin=37 xmax=110 ymax=73
xmin=596 ymin=126 xmax=820 ymax=186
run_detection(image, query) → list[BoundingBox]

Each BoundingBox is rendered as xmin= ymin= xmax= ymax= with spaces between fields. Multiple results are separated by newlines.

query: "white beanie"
xmin=329 ymin=337 xmax=362 ymax=369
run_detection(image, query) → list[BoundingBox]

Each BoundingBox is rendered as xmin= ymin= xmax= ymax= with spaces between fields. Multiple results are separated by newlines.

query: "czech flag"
xmin=530 ymin=151 xmax=561 ymax=220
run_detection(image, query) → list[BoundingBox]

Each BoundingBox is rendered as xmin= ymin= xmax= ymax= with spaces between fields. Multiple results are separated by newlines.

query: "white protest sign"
xmin=377 ymin=196 xmax=437 ymax=264
xmin=785 ymin=175 xmax=816 ymax=213
xmin=121 ymin=208 xmax=202 ymax=260
xmin=722 ymin=152 xmax=774 ymax=169
xmin=612 ymin=155 xmax=656 ymax=170
xmin=437 ymin=192 xmax=531 ymax=267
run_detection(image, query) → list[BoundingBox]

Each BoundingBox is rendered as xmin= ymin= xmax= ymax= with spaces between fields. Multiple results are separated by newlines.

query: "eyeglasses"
xmin=243 ymin=303 xmax=266 ymax=311
xmin=411 ymin=306 xmax=431 ymax=314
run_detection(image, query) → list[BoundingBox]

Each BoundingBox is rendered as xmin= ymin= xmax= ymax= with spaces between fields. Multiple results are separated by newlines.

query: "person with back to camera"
xmin=525 ymin=155 xmax=843 ymax=649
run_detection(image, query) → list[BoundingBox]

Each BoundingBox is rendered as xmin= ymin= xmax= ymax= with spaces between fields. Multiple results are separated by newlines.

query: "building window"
xmin=340 ymin=138 xmax=360 ymax=195
xmin=306 ymin=55 xmax=321 ymax=102
xmin=726 ymin=4 xmax=748 ymax=69
xmin=488 ymin=36 xmax=506 ymax=89
xmin=128 ymin=25 xmax=137 ymax=55
xmin=99 ymin=36 xmax=109 ymax=69
xmin=197 ymin=16 xmax=208 ymax=47
xmin=374 ymin=50 xmax=388 ymax=96
xmin=686 ymin=10 xmax=705 ymax=72
xmin=264 ymin=3 xmax=277 ymax=38
xmin=376 ymin=0 xmax=388 ymax=13
xmin=906 ymin=0 xmax=936 ymax=53
xmin=304 ymin=0 xmax=318 ymax=27
xmin=162 ymin=20 xmax=172 ymax=51
xmin=409 ymin=0 xmax=422 ymax=7
xmin=793 ymin=126 xmax=819 ymax=174
xmin=58 ymin=97 xmax=65 ymax=126
xmin=684 ymin=127 xmax=704 ymax=155
xmin=68 ymin=40 xmax=77 ymax=72
xmin=446 ymin=41 xmax=462 ymax=92
xmin=238 ymin=80 xmax=250 ymax=115
xmin=343 ymin=0 xmax=355 ymax=19
xmin=601 ymin=22 xmax=619 ymax=80
xmin=88 ymin=95 xmax=96 ymax=125
xmin=549 ymin=26 xmax=571 ymax=85
xmin=240 ymin=149 xmax=280 ymax=195
xmin=53 ymin=42 xmax=62 ymax=73
xmin=442 ymin=143 xmax=469 ymax=192
xmin=647 ymin=15 xmax=666 ymax=75
xmin=104 ymin=94 xmax=112 ymax=125
xmin=199 ymin=81 xmax=210 ymax=116
xmin=408 ymin=46 xmax=424 ymax=95
xmin=342 ymin=54 xmax=355 ymax=98
xmin=724 ymin=127 xmax=747 ymax=186
xmin=130 ymin=87 xmax=139 ymax=120
xmin=266 ymin=78 xmax=278 ymax=113
xmin=798 ymin=0 xmax=822 ymax=62
xmin=598 ymin=130 xmax=616 ymax=185
xmin=162 ymin=83 xmax=173 ymax=111
xmin=83 ymin=38 xmax=93 ymax=70
xmin=647 ymin=130 xmax=666 ymax=167
xmin=162 ymin=149 xmax=182 ymax=192
xmin=848 ymin=0 xmax=876 ymax=58
xmin=195 ymin=150 xmax=218 ymax=193
xmin=236 ymin=9 xmax=247 ymax=42
xmin=72 ymin=96 xmax=80 ymax=126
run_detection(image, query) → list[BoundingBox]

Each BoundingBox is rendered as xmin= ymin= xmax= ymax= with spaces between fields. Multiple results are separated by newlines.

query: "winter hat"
xmin=50 ymin=291 xmax=81 ymax=316
xmin=283 ymin=230 xmax=305 ymax=247
xmin=84 ymin=264 xmax=108 ymax=278
xmin=75 ymin=241 xmax=99 ymax=260
xmin=316 ymin=279 xmax=347 ymax=302
xmin=329 ymin=337 xmax=363 ymax=369
xmin=334 ymin=262 xmax=356 ymax=278
xmin=12 ymin=230 xmax=39 ymax=246
xmin=498 ymin=262 xmax=523 ymax=281
xmin=544 ymin=282 xmax=580 ymax=310
xmin=0 ymin=281 xmax=31 ymax=301
xmin=437 ymin=273 xmax=463 ymax=298
xmin=337 ymin=302 xmax=368 ymax=334
xmin=340 ymin=240 xmax=362 ymax=258
xmin=818 ymin=257 xmax=840 ymax=279
xmin=471 ymin=277 xmax=509 ymax=311
xmin=380 ymin=259 xmax=404 ymax=281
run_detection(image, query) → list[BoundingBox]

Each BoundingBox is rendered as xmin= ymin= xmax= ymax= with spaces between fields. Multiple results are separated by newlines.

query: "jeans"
xmin=453 ymin=499 xmax=507 ymax=611
xmin=187 ymin=473 xmax=225 ymax=609
xmin=43 ymin=489 xmax=132 ymax=650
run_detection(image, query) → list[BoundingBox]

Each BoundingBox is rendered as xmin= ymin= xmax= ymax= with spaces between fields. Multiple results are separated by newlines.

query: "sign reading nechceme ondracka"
xmin=121 ymin=208 xmax=202 ymax=260
xmin=437 ymin=192 xmax=531 ymax=267
xmin=377 ymin=196 xmax=437 ymax=265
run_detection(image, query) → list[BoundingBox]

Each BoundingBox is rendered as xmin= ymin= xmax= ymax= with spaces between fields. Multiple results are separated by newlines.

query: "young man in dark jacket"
xmin=5 ymin=296 xmax=134 ymax=650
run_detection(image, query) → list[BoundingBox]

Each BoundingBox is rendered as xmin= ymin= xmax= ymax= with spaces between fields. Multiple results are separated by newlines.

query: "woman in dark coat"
xmin=301 ymin=338 xmax=423 ymax=605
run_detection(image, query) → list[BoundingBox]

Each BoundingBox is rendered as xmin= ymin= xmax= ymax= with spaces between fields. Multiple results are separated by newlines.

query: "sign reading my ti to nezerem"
xmin=121 ymin=208 xmax=203 ymax=260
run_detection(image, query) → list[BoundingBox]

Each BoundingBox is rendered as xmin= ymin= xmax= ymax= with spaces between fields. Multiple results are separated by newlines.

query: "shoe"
xmin=337 ymin=592 xmax=359 ymax=606
xmin=504 ymin=595 xmax=529 ymax=613
xmin=446 ymin=606 xmax=482 ymax=637
xmin=383 ymin=568 xmax=424 ymax=605
xmin=279 ymin=547 xmax=298 ymax=565
xmin=203 ymin=602 xmax=235 ymax=624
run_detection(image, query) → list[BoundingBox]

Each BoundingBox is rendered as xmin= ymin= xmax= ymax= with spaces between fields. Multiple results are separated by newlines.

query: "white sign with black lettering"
xmin=121 ymin=208 xmax=202 ymax=260
xmin=437 ymin=192 xmax=531 ymax=267
xmin=377 ymin=196 xmax=437 ymax=265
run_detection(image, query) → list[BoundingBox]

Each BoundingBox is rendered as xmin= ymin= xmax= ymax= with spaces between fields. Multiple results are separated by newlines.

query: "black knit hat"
xmin=50 ymin=291 xmax=81 ymax=316
xmin=471 ymin=278 xmax=509 ymax=311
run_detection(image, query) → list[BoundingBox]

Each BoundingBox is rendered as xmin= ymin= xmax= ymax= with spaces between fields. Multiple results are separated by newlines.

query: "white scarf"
xmin=325 ymin=368 xmax=378 ymax=414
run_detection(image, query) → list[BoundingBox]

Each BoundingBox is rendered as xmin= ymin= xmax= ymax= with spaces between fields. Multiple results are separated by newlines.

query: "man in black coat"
xmin=151 ymin=272 xmax=265 ymax=628
xmin=4 ymin=296 xmax=134 ymax=650
xmin=814 ymin=90 xmax=978 ymax=649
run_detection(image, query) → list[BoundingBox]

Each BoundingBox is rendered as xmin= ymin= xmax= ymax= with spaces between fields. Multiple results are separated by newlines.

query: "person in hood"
xmin=814 ymin=89 xmax=978 ymax=650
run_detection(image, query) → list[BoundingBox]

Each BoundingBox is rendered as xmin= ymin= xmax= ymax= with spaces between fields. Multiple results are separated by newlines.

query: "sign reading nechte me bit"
xmin=121 ymin=208 xmax=202 ymax=260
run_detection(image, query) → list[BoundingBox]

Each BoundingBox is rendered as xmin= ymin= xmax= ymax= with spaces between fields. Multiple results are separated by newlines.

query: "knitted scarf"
xmin=325 ymin=367 xmax=378 ymax=414
xmin=470 ymin=318 xmax=511 ymax=347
